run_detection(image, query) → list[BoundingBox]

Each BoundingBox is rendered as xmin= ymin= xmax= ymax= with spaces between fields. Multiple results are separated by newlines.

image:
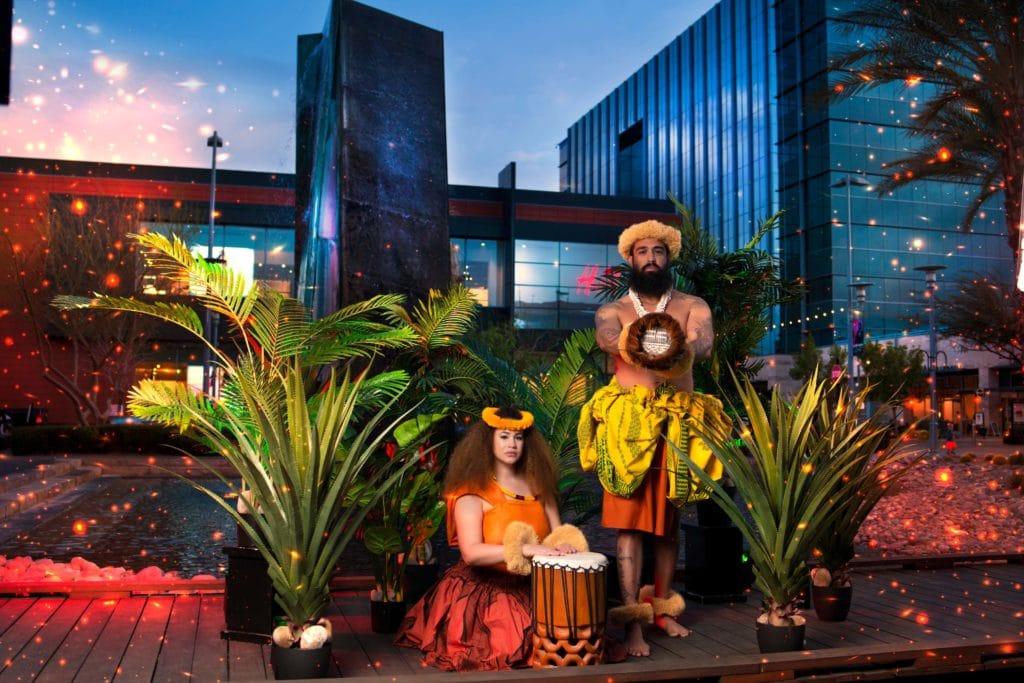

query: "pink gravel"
xmin=856 ymin=450 xmax=1024 ymax=558
xmin=0 ymin=554 xmax=218 ymax=583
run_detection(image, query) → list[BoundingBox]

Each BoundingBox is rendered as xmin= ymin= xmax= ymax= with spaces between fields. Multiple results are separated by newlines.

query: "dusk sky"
xmin=4 ymin=0 xmax=717 ymax=190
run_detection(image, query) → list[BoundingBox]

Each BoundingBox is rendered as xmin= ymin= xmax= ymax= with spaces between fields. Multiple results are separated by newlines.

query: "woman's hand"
xmin=523 ymin=543 xmax=564 ymax=558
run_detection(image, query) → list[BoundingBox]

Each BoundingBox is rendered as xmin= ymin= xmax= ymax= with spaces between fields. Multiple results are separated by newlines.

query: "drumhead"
xmin=532 ymin=551 xmax=607 ymax=571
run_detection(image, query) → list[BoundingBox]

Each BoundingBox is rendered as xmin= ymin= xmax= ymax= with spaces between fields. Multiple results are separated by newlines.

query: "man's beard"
xmin=629 ymin=265 xmax=673 ymax=298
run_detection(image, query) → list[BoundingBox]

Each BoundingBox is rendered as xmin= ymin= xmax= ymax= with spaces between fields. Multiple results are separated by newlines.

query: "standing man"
xmin=578 ymin=220 xmax=730 ymax=657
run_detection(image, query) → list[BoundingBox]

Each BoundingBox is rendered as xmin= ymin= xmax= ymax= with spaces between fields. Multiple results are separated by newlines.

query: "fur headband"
xmin=618 ymin=220 xmax=682 ymax=260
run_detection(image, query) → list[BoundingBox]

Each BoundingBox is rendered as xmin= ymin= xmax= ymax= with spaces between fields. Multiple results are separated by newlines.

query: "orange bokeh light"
xmin=72 ymin=520 xmax=88 ymax=535
xmin=934 ymin=468 xmax=954 ymax=486
xmin=937 ymin=147 xmax=952 ymax=162
xmin=105 ymin=273 xmax=121 ymax=288
xmin=71 ymin=199 xmax=88 ymax=215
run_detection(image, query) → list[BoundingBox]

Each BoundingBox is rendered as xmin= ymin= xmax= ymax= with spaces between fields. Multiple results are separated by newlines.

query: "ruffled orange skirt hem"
xmin=395 ymin=561 xmax=532 ymax=671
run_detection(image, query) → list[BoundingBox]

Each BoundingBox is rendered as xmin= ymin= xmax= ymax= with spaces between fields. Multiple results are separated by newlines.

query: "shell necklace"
xmin=628 ymin=289 xmax=671 ymax=317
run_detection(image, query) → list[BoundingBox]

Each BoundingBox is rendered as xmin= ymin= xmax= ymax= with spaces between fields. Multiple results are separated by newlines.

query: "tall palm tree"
xmin=828 ymin=0 xmax=1024 ymax=252
xmin=935 ymin=272 xmax=1024 ymax=369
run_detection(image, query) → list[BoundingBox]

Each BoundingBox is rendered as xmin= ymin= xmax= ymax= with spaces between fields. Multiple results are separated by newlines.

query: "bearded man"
xmin=578 ymin=220 xmax=729 ymax=656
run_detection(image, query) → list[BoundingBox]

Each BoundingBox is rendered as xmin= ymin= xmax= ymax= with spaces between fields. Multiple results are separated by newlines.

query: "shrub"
xmin=1007 ymin=470 xmax=1023 ymax=492
xmin=984 ymin=453 xmax=995 ymax=462
xmin=992 ymin=454 xmax=1009 ymax=466
xmin=960 ymin=453 xmax=975 ymax=463
xmin=9 ymin=424 xmax=214 ymax=455
xmin=1009 ymin=453 xmax=1023 ymax=465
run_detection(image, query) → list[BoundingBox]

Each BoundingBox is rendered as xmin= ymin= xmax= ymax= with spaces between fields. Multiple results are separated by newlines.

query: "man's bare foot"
xmin=623 ymin=621 xmax=650 ymax=656
xmin=655 ymin=614 xmax=690 ymax=637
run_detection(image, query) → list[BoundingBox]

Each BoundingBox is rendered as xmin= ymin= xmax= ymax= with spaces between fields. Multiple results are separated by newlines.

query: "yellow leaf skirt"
xmin=577 ymin=378 xmax=730 ymax=508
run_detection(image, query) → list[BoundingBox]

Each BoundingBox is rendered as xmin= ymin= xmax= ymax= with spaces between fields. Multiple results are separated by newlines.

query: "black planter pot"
xmin=695 ymin=484 xmax=737 ymax=527
xmin=812 ymin=584 xmax=853 ymax=622
xmin=755 ymin=616 xmax=806 ymax=653
xmin=236 ymin=514 xmax=257 ymax=548
xmin=221 ymin=545 xmax=273 ymax=641
xmin=270 ymin=642 xmax=331 ymax=680
xmin=403 ymin=562 xmax=441 ymax=607
xmin=370 ymin=598 xmax=407 ymax=634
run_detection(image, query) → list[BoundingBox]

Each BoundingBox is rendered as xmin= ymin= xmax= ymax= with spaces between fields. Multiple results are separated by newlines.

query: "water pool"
xmin=1 ymin=478 xmax=236 ymax=577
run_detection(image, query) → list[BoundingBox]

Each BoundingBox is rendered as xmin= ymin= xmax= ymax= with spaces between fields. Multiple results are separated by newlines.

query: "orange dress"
xmin=394 ymin=481 xmax=551 ymax=671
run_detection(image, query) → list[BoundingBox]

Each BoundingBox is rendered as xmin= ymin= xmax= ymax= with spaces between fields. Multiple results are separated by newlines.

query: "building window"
xmin=450 ymin=238 xmax=504 ymax=307
xmin=140 ymin=223 xmax=295 ymax=296
xmin=514 ymin=239 xmax=617 ymax=330
xmin=617 ymin=120 xmax=645 ymax=197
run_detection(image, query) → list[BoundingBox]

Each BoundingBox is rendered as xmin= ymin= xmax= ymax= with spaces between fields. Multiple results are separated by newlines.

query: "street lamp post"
xmin=202 ymin=131 xmax=224 ymax=397
xmin=915 ymin=265 xmax=946 ymax=452
xmin=848 ymin=282 xmax=873 ymax=395
xmin=830 ymin=174 xmax=872 ymax=397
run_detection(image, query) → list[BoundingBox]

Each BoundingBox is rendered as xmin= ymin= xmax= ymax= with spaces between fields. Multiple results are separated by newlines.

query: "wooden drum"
xmin=530 ymin=551 xmax=607 ymax=667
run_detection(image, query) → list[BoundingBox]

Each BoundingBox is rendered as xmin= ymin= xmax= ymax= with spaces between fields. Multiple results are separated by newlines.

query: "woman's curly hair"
xmin=443 ymin=407 xmax=559 ymax=503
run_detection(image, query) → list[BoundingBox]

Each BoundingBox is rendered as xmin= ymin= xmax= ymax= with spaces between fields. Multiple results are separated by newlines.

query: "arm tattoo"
xmin=595 ymin=305 xmax=622 ymax=353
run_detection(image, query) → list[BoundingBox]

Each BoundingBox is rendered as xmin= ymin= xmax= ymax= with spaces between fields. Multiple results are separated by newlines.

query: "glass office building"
xmin=775 ymin=0 xmax=1008 ymax=351
xmin=561 ymin=0 xmax=777 ymax=255
xmin=561 ymin=0 xmax=1012 ymax=354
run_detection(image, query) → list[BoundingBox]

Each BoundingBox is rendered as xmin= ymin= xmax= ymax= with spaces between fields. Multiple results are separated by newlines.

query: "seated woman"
xmin=395 ymin=406 xmax=587 ymax=671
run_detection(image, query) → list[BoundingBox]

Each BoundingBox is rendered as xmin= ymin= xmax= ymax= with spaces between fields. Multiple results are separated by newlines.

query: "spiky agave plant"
xmin=53 ymin=232 xmax=428 ymax=644
xmin=812 ymin=381 xmax=925 ymax=589
xmin=679 ymin=372 xmax=898 ymax=626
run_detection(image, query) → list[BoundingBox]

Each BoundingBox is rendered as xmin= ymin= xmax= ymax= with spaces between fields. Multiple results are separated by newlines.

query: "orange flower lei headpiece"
xmin=481 ymin=407 xmax=534 ymax=431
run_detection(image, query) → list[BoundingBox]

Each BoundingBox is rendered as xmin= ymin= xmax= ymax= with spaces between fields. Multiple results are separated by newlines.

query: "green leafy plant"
xmin=355 ymin=414 xmax=447 ymax=603
xmin=53 ymin=232 xmax=425 ymax=642
xmin=679 ymin=372 xmax=909 ymax=625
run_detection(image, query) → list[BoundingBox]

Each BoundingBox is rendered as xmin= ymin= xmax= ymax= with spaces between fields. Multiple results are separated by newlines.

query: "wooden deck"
xmin=1 ymin=560 xmax=1022 ymax=682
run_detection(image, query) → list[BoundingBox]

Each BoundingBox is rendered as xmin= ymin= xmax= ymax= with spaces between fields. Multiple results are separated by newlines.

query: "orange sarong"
xmin=600 ymin=442 xmax=678 ymax=537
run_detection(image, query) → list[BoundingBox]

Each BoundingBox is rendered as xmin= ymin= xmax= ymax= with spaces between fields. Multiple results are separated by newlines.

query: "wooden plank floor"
xmin=1 ymin=562 xmax=1022 ymax=682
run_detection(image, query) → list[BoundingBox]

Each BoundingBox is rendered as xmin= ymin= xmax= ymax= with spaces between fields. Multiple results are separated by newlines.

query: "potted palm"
xmin=811 ymin=386 xmax=924 ymax=621
xmin=680 ymin=372 xmax=897 ymax=653
xmin=54 ymin=232 xmax=425 ymax=679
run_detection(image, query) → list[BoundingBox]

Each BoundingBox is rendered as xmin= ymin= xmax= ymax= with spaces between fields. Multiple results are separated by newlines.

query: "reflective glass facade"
xmin=563 ymin=0 xmax=1012 ymax=353
xmin=513 ymin=239 xmax=618 ymax=330
xmin=776 ymin=0 xmax=1009 ymax=351
xmin=447 ymin=182 xmax=677 ymax=332
xmin=561 ymin=0 xmax=778 ymax=255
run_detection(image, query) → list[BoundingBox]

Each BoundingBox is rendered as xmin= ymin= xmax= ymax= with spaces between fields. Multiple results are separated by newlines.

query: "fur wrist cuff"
xmin=639 ymin=585 xmax=686 ymax=617
xmin=503 ymin=521 xmax=539 ymax=575
xmin=541 ymin=524 xmax=589 ymax=552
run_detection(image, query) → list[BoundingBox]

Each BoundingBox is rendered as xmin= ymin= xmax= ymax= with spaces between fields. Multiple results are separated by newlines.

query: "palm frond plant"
xmin=678 ymin=372 xmax=897 ymax=650
xmin=381 ymin=284 xmax=493 ymax=417
xmin=350 ymin=285 xmax=493 ymax=598
xmin=52 ymin=232 xmax=426 ymax=652
xmin=466 ymin=328 xmax=606 ymax=524
xmin=826 ymin=0 xmax=1024 ymax=253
